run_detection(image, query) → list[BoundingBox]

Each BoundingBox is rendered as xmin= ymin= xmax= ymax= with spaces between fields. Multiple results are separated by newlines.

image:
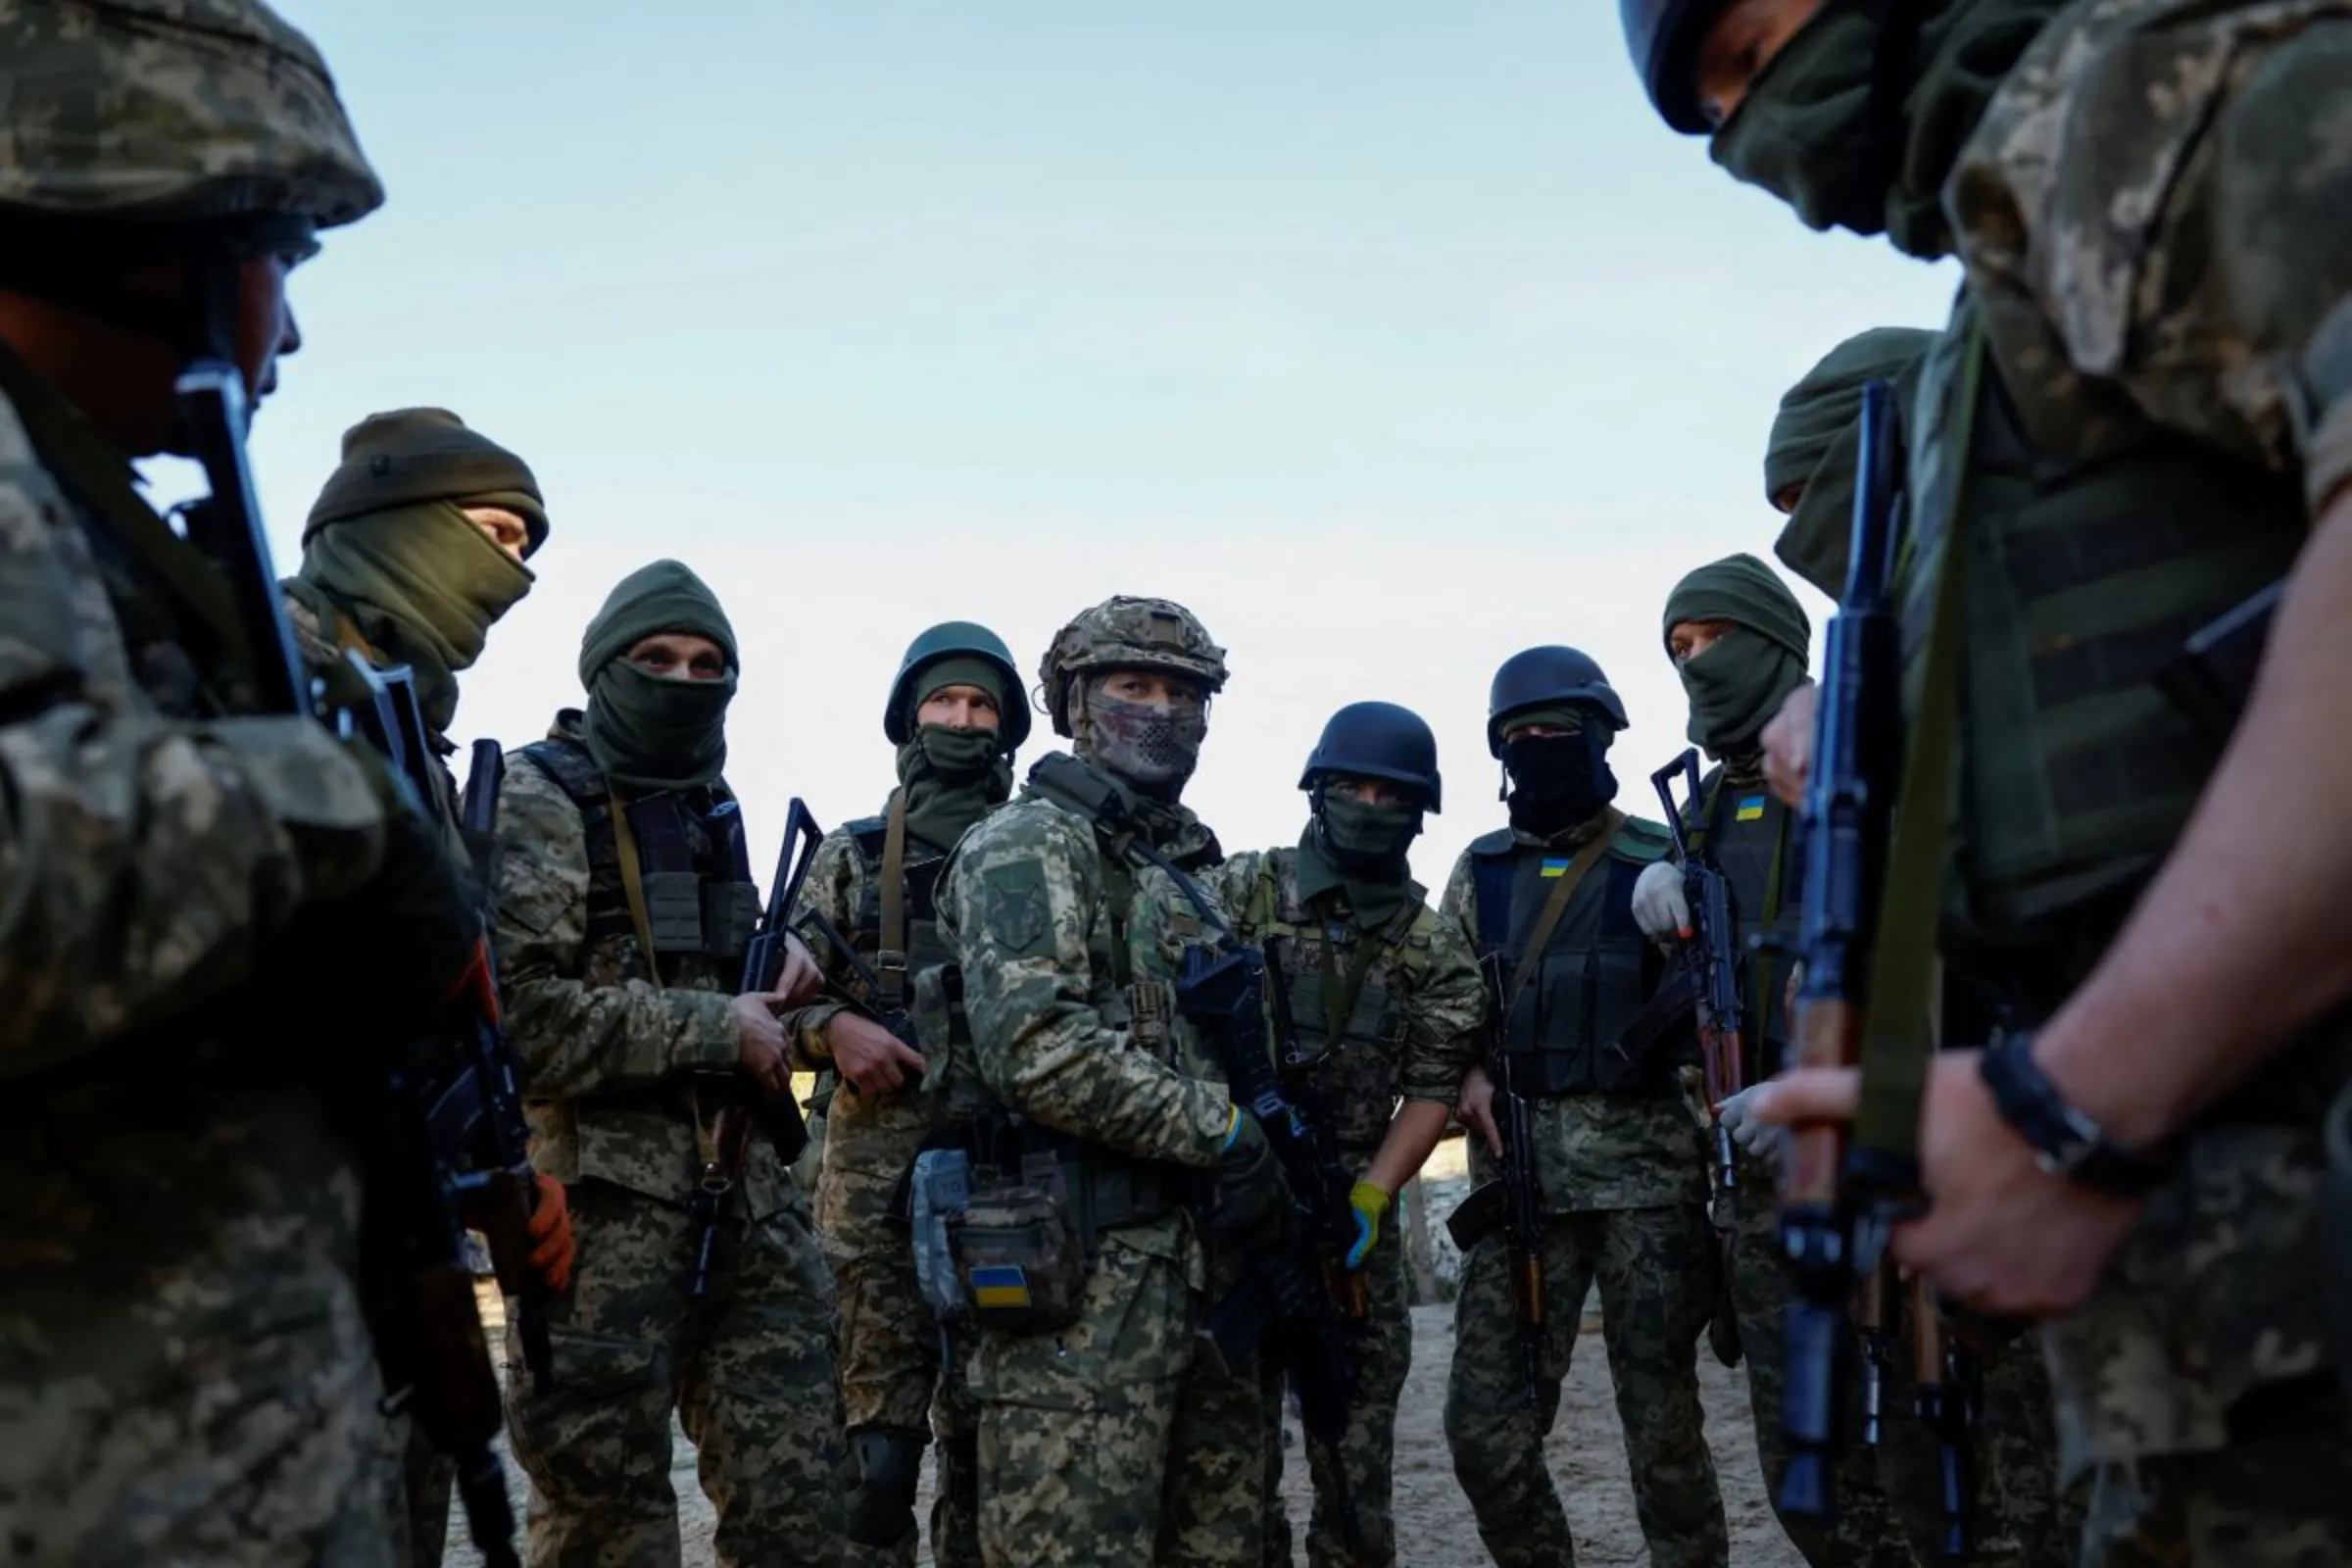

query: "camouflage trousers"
xmin=1443 ymin=1203 xmax=1727 ymax=1568
xmin=504 ymin=1177 xmax=845 ymax=1568
xmin=1258 ymin=1240 xmax=1412 ymax=1568
xmin=968 ymin=1229 xmax=1262 ymax=1567
xmin=2041 ymin=1120 xmax=2352 ymax=1567
xmin=0 ymin=1089 xmax=392 ymax=1567
xmin=815 ymin=1098 xmax=979 ymax=1568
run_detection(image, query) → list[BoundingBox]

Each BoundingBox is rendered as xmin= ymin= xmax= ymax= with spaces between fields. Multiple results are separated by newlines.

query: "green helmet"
xmin=884 ymin=620 xmax=1028 ymax=752
xmin=1038 ymin=595 xmax=1229 ymax=741
xmin=0 ymin=0 xmax=382 ymax=234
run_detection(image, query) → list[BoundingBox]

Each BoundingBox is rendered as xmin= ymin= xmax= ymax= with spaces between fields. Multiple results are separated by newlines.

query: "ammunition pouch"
xmin=846 ymin=1427 xmax=926 ymax=1548
xmin=1445 ymin=1180 xmax=1506 ymax=1252
xmin=949 ymin=1171 xmax=1088 ymax=1335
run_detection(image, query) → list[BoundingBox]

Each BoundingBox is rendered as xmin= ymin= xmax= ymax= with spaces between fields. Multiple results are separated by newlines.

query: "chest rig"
xmin=1469 ymin=817 xmax=1669 ymax=1098
xmin=1239 ymin=856 xmax=1427 ymax=1152
xmin=514 ymin=732 xmax=761 ymax=989
xmin=1691 ymin=770 xmax=1793 ymax=1073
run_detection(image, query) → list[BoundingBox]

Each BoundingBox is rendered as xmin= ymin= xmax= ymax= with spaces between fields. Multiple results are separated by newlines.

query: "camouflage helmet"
xmin=0 ymin=0 xmax=383 ymax=233
xmin=1039 ymin=595 xmax=1229 ymax=741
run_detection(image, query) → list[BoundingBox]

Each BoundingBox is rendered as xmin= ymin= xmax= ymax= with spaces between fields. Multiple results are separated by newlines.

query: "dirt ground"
xmin=450 ymin=1279 xmax=1804 ymax=1566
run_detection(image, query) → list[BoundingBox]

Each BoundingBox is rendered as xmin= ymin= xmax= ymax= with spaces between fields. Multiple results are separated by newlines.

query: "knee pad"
xmin=846 ymin=1427 xmax=927 ymax=1548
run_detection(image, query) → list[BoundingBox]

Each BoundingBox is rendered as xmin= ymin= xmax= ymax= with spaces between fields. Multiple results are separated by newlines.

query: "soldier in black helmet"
xmin=1206 ymin=701 xmax=1487 ymax=1568
xmin=1438 ymin=649 xmax=1727 ymax=1568
xmin=779 ymin=620 xmax=1029 ymax=1568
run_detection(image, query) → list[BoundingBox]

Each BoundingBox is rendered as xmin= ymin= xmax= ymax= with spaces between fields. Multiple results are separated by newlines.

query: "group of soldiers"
xmin=4 ymin=1 xmax=2350 ymax=1567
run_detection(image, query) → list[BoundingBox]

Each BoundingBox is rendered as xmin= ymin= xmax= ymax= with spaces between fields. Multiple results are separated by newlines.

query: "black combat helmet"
xmin=1487 ymin=646 xmax=1627 ymax=757
xmin=1298 ymin=701 xmax=1443 ymax=812
xmin=1620 ymin=0 xmax=1732 ymax=133
xmin=883 ymin=620 xmax=1029 ymax=753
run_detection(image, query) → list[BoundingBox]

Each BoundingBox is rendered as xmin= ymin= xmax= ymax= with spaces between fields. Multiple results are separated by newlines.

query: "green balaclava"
xmin=1298 ymin=798 xmax=1420 ymax=933
xmin=1708 ymin=0 xmax=2068 ymax=260
xmin=297 ymin=408 xmax=547 ymax=735
xmin=1765 ymin=326 xmax=1938 ymax=596
xmin=896 ymin=655 xmax=1016 ymax=852
xmin=1663 ymin=554 xmax=1813 ymax=760
xmin=576 ymin=560 xmax=739 ymax=794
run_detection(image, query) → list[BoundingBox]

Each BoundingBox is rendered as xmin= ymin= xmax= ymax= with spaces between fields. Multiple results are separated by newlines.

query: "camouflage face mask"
xmin=1081 ymin=682 xmax=1207 ymax=797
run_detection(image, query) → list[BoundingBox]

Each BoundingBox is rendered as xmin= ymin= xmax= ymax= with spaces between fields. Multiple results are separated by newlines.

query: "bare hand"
xmin=1763 ymin=682 xmax=1818 ymax=809
xmin=732 ymin=992 xmax=791 ymax=1098
xmin=1748 ymin=1054 xmax=2143 ymax=1315
xmin=824 ymin=1010 xmax=927 ymax=1096
xmin=1456 ymin=1064 xmax=1503 ymax=1158
xmin=773 ymin=933 xmax=821 ymax=1005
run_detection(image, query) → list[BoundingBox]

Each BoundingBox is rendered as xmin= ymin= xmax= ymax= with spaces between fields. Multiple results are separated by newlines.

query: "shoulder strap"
xmin=518 ymin=735 xmax=609 ymax=808
xmin=1502 ymin=807 xmax=1624 ymax=1012
xmin=879 ymin=789 xmax=910 ymax=1007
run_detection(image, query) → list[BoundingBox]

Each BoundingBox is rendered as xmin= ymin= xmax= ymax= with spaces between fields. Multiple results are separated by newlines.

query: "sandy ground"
xmin=450 ymin=1138 xmax=1805 ymax=1568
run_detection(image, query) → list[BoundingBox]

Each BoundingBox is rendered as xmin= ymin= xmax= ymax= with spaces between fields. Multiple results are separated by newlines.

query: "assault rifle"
xmin=1264 ymin=939 xmax=1372 ymax=1324
xmin=685 ymin=799 xmax=827 ymax=1298
xmin=173 ymin=363 xmax=530 ymax=1568
xmin=1777 ymin=375 xmax=1907 ymax=1527
xmin=1652 ymin=747 xmax=1748 ymax=1367
xmin=1445 ymin=1047 xmax=1546 ymax=1409
xmin=1178 ymin=942 xmax=1360 ymax=1456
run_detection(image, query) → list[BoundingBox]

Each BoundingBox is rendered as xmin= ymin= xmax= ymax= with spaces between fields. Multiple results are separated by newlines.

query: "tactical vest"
xmin=841 ymin=810 xmax=956 ymax=1009
xmin=1906 ymin=298 xmax=2305 ymax=946
xmin=513 ymin=732 xmax=761 ymax=990
xmin=1237 ymin=854 xmax=1433 ymax=1152
xmin=1691 ymin=770 xmax=1794 ymax=1078
xmin=1469 ymin=817 xmax=1677 ymax=1098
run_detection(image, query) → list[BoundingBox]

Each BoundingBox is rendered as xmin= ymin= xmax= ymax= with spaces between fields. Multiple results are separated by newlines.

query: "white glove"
xmin=1716 ymin=1085 xmax=1789 ymax=1177
xmin=1631 ymin=860 xmax=1690 ymax=940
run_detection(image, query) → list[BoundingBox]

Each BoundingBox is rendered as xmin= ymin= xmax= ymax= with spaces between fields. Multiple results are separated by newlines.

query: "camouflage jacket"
xmin=1440 ymin=816 xmax=1707 ymax=1214
xmin=934 ymin=754 xmax=1235 ymax=1260
xmin=1207 ymin=844 xmax=1484 ymax=1154
xmin=491 ymin=715 xmax=790 ymax=1217
xmin=0 ymin=344 xmax=387 ymax=1077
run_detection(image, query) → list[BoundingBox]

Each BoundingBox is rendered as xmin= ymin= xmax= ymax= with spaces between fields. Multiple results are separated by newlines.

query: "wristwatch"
xmin=1978 ymin=1032 xmax=2178 ymax=1199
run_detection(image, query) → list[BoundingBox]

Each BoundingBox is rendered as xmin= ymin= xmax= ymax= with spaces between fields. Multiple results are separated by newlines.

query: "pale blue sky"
xmin=237 ymin=2 xmax=1957 ymax=880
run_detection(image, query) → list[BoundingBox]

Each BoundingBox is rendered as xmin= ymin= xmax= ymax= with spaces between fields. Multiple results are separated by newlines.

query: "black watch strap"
xmin=1979 ymin=1033 xmax=2177 ymax=1199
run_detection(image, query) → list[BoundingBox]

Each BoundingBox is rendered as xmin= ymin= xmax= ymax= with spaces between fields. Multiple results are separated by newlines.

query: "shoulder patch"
xmin=1467 ymin=826 xmax=1517 ymax=858
xmin=979 ymin=858 xmax=1054 ymax=957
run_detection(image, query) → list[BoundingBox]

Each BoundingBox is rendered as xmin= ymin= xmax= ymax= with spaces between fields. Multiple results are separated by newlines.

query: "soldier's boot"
xmin=847 ymin=1425 xmax=927 ymax=1556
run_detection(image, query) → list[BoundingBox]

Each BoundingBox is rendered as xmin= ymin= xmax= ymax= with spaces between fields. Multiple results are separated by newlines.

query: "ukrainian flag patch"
xmin=1737 ymin=795 xmax=1767 ymax=822
xmin=1540 ymin=858 xmax=1572 ymax=878
xmin=968 ymin=1265 xmax=1033 ymax=1310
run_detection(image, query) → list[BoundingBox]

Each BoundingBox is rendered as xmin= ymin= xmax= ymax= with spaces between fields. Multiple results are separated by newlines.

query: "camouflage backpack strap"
xmin=879 ymin=789 xmax=911 ymax=1009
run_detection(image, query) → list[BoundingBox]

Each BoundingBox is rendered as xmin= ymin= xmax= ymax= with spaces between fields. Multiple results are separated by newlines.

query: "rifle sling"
xmin=1501 ymin=808 xmax=1623 ymax=1013
xmin=1316 ymin=896 xmax=1404 ymax=1048
xmin=612 ymin=789 xmax=737 ymax=1172
xmin=879 ymin=789 xmax=909 ymax=1009
xmin=1853 ymin=326 xmax=1985 ymax=1164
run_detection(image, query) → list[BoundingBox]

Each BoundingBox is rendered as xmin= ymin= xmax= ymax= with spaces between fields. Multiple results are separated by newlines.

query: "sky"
xmin=213 ymin=1 xmax=1959 ymax=891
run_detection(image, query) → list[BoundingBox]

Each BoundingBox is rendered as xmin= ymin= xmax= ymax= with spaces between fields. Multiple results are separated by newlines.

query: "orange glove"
xmin=527 ymin=1171 xmax=575 ymax=1292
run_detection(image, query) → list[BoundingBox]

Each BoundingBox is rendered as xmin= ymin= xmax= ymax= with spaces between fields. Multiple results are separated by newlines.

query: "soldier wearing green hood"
xmin=1207 ymin=701 xmax=1487 ymax=1568
xmin=1439 ymin=647 xmax=1727 ymax=1568
xmin=1625 ymin=0 xmax=2352 ymax=1561
xmin=492 ymin=560 xmax=844 ymax=1566
xmin=0 ymin=2 xmax=487 ymax=1561
xmin=1761 ymin=327 xmax=1936 ymax=599
xmin=779 ymin=621 xmax=1029 ymax=1568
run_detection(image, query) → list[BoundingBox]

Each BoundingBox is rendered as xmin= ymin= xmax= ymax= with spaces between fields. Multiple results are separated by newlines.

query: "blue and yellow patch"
xmin=1540 ymin=858 xmax=1573 ymax=878
xmin=967 ymin=1264 xmax=1033 ymax=1310
xmin=1736 ymin=795 xmax=1767 ymax=822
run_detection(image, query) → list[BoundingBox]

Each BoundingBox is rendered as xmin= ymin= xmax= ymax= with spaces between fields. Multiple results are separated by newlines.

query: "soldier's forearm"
xmin=2037 ymin=487 xmax=2352 ymax=1146
xmin=1361 ymin=1099 xmax=1453 ymax=1194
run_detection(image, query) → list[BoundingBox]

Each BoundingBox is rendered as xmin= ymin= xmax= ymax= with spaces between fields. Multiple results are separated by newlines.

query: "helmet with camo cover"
xmin=0 ymin=0 xmax=382 ymax=234
xmin=1038 ymin=595 xmax=1229 ymax=741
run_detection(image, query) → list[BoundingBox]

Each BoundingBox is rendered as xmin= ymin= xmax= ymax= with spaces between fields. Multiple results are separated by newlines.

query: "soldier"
xmin=494 ymin=559 xmax=843 ymax=1567
xmin=934 ymin=595 xmax=1285 ymax=1567
xmin=282 ymin=406 xmax=558 ymax=1568
xmin=1208 ymin=701 xmax=1486 ymax=1568
xmin=1439 ymin=647 xmax=1728 ymax=1568
xmin=1757 ymin=341 xmax=2089 ymax=1568
xmin=1624 ymin=1 xmax=2352 ymax=1560
xmin=782 ymin=621 xmax=1029 ymax=1568
xmin=0 ymin=2 xmax=484 ymax=1562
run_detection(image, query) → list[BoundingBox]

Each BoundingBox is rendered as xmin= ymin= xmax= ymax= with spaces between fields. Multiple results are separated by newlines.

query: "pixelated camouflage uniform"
xmin=1205 ymin=845 xmax=1482 ymax=1568
xmin=782 ymin=802 xmax=988 ymax=1568
xmin=493 ymin=713 xmax=843 ymax=1568
xmin=935 ymin=754 xmax=1262 ymax=1567
xmin=1909 ymin=2 xmax=2352 ymax=1558
xmin=1436 ymin=808 xmax=1729 ymax=1568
